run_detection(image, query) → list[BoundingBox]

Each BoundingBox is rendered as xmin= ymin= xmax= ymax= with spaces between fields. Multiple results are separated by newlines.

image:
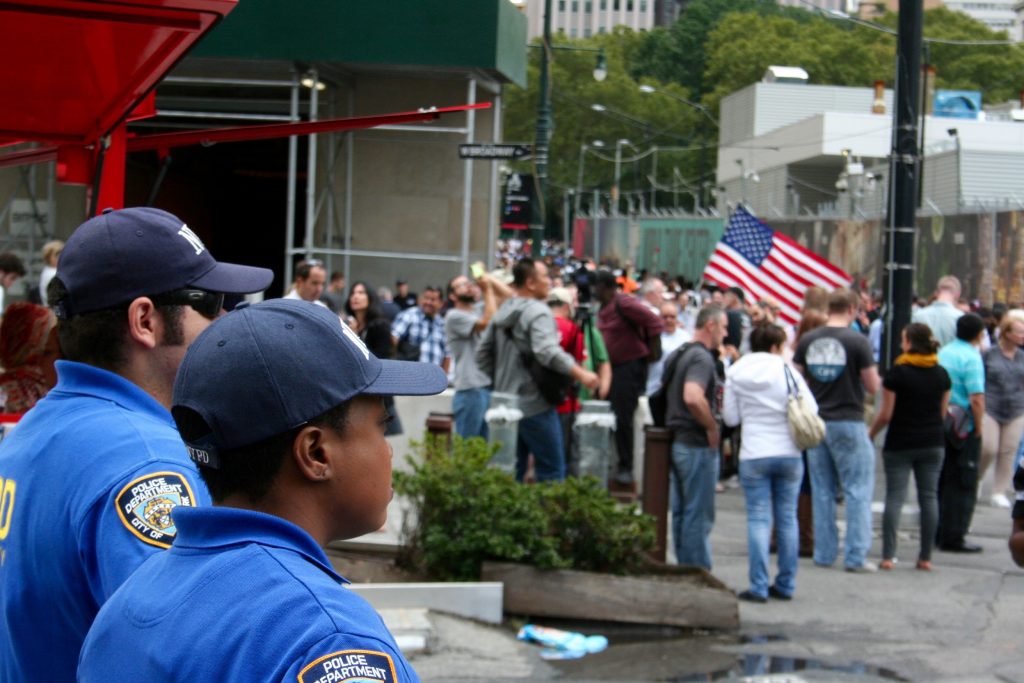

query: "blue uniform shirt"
xmin=0 ymin=360 xmax=210 ymax=682
xmin=79 ymin=506 xmax=419 ymax=682
xmin=939 ymin=338 xmax=985 ymax=430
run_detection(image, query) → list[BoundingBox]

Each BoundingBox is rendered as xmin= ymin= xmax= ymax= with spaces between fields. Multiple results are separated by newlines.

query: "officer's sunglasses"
xmin=150 ymin=288 xmax=225 ymax=320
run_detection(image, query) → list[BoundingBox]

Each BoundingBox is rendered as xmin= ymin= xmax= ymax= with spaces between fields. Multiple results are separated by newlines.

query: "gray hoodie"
xmin=476 ymin=296 xmax=576 ymax=417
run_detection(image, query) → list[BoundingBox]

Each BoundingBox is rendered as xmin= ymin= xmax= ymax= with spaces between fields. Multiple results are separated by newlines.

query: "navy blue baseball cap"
xmin=172 ymin=299 xmax=448 ymax=467
xmin=55 ymin=207 xmax=273 ymax=318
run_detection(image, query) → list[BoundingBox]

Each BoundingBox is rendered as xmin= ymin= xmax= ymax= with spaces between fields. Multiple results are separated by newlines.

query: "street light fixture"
xmin=638 ymin=84 xmax=718 ymax=128
xmin=575 ymin=139 xmax=605 ymax=216
xmin=640 ymin=83 xmax=718 ymax=208
xmin=593 ymin=52 xmax=608 ymax=82
xmin=613 ymin=138 xmax=632 ymax=217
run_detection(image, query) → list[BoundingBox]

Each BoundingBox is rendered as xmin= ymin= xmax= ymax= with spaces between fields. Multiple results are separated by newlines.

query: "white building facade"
xmin=717 ymin=80 xmax=1024 ymax=218
xmin=945 ymin=0 xmax=1019 ymax=39
xmin=518 ymin=0 xmax=655 ymax=39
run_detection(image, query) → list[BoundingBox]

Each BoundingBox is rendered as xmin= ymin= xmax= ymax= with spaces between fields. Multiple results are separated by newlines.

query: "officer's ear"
xmin=125 ymin=297 xmax=160 ymax=350
xmin=291 ymin=425 xmax=332 ymax=482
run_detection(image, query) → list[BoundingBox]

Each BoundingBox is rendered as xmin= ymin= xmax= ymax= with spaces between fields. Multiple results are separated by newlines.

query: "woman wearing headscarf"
xmin=0 ymin=302 xmax=59 ymax=413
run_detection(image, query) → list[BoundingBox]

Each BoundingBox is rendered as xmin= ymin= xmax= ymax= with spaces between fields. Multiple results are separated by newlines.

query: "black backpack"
xmin=649 ymin=343 xmax=696 ymax=427
xmin=503 ymin=327 xmax=573 ymax=406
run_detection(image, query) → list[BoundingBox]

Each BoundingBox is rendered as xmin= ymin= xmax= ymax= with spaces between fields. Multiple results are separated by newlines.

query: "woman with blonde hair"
xmin=39 ymin=240 xmax=64 ymax=307
xmin=979 ymin=314 xmax=1024 ymax=508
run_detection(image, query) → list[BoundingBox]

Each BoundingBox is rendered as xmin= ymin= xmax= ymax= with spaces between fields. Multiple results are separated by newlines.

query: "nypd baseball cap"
xmin=171 ymin=299 xmax=448 ymax=467
xmin=54 ymin=207 xmax=273 ymax=318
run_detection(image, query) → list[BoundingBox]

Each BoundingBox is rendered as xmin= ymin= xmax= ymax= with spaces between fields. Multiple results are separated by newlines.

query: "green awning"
xmin=192 ymin=0 xmax=527 ymax=88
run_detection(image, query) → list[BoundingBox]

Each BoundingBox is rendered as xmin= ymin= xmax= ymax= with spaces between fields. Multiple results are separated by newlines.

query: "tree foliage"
xmin=503 ymin=29 xmax=709 ymax=214
xmin=502 ymin=3 xmax=1024 ymax=228
xmin=702 ymin=13 xmax=894 ymax=110
xmin=628 ymin=0 xmax=808 ymax=99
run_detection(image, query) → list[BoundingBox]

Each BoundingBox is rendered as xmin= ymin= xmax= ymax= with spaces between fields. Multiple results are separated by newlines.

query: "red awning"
xmin=0 ymin=0 xmax=236 ymax=145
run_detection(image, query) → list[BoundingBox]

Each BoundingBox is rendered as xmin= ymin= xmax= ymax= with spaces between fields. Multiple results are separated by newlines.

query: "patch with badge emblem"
xmin=298 ymin=649 xmax=397 ymax=683
xmin=115 ymin=472 xmax=196 ymax=548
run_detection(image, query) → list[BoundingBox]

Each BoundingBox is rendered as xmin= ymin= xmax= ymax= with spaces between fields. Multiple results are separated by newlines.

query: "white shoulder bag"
xmin=783 ymin=364 xmax=825 ymax=451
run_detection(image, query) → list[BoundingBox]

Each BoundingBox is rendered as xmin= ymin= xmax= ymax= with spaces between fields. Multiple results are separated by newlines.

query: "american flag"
xmin=702 ymin=206 xmax=851 ymax=325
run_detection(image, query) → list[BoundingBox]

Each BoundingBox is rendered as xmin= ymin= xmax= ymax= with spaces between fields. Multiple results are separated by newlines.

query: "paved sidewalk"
xmin=402 ymin=472 xmax=1024 ymax=682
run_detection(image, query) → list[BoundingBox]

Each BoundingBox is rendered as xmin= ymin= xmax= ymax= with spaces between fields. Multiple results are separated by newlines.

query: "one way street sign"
xmin=459 ymin=143 xmax=532 ymax=160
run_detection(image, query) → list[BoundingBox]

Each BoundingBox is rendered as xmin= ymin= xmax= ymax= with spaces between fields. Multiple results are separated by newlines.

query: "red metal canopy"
xmin=0 ymin=0 xmax=236 ymax=145
xmin=0 ymin=0 xmax=491 ymax=212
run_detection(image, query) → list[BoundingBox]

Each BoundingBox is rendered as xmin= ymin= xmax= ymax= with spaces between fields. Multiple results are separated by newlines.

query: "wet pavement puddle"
xmin=537 ymin=624 xmax=908 ymax=681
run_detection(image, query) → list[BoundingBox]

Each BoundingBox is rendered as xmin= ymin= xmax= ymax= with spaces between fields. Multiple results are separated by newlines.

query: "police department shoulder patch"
xmin=298 ymin=649 xmax=397 ymax=683
xmin=115 ymin=472 xmax=196 ymax=548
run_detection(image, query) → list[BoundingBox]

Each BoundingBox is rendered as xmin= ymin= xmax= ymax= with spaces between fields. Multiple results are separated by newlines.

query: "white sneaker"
xmin=991 ymin=494 xmax=1011 ymax=509
xmin=845 ymin=561 xmax=878 ymax=574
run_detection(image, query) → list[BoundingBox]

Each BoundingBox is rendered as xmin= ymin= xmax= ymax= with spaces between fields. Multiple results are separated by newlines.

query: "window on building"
xmin=571 ymin=0 xmax=578 ymax=10
xmin=558 ymin=0 xmax=565 ymax=10
xmin=627 ymin=0 xmax=633 ymax=10
xmin=585 ymin=0 xmax=592 ymax=12
xmin=570 ymin=28 xmax=578 ymax=37
xmin=584 ymin=27 xmax=592 ymax=37
xmin=639 ymin=0 xmax=647 ymax=10
xmin=600 ymin=0 xmax=607 ymax=9
xmin=598 ymin=26 xmax=606 ymax=33
xmin=613 ymin=0 xmax=620 ymax=10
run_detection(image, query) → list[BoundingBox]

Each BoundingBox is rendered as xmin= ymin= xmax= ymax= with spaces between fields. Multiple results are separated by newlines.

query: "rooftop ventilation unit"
xmin=762 ymin=66 xmax=809 ymax=84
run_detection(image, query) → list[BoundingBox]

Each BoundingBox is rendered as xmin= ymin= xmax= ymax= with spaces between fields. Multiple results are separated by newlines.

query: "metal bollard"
xmin=485 ymin=392 xmax=522 ymax=476
xmin=425 ymin=411 xmax=454 ymax=453
xmin=574 ymin=400 xmax=615 ymax=488
xmin=642 ymin=425 xmax=673 ymax=564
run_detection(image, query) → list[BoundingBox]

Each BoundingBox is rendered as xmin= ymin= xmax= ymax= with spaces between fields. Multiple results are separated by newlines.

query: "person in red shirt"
xmin=593 ymin=270 xmax=663 ymax=485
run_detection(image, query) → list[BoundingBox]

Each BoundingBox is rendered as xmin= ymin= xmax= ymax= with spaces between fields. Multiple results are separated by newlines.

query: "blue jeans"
xmin=807 ymin=421 xmax=876 ymax=568
xmin=453 ymin=387 xmax=490 ymax=440
xmin=740 ymin=457 xmax=804 ymax=598
xmin=517 ymin=409 xmax=565 ymax=482
xmin=670 ymin=443 xmax=719 ymax=570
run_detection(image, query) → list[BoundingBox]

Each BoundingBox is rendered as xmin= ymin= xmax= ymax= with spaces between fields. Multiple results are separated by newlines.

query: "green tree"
xmin=878 ymin=8 xmax=1024 ymax=104
xmin=702 ymin=13 xmax=894 ymax=109
xmin=503 ymin=29 xmax=710 ymax=229
xmin=628 ymin=0 xmax=810 ymax=99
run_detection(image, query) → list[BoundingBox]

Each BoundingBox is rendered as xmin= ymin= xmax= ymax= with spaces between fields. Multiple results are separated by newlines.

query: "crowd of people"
xmin=3 ymin=206 xmax=1024 ymax=680
xmin=320 ymin=251 xmax=1024 ymax=606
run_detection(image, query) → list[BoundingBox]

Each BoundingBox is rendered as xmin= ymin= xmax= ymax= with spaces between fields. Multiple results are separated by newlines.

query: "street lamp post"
xmin=612 ymin=138 xmax=631 ymax=217
xmin=575 ymin=139 xmax=605 ymax=216
xmin=533 ymin=0 xmax=553 ymax=196
xmin=531 ymin=1 xmax=607 ymax=243
xmin=639 ymin=84 xmax=718 ymax=209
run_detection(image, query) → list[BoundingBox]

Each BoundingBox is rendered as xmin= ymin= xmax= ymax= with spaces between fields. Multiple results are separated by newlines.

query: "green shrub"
xmin=392 ymin=435 xmax=656 ymax=581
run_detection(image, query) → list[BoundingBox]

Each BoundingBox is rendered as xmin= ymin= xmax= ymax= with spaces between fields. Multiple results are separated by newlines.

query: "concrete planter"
xmin=481 ymin=561 xmax=739 ymax=630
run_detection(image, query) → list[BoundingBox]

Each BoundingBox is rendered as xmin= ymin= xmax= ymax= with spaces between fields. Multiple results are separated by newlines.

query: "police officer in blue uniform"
xmin=78 ymin=299 xmax=447 ymax=682
xmin=0 ymin=208 xmax=272 ymax=682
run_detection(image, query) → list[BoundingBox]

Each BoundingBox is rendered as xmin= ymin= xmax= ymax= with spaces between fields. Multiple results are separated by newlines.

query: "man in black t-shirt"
xmin=665 ymin=304 xmax=727 ymax=570
xmin=794 ymin=288 xmax=880 ymax=573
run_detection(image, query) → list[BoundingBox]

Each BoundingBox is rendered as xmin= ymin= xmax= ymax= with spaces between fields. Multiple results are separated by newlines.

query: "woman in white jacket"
xmin=723 ymin=323 xmax=818 ymax=603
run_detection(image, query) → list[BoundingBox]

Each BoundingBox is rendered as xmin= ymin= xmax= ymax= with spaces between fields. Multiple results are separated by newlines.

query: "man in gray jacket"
xmin=477 ymin=258 xmax=598 ymax=481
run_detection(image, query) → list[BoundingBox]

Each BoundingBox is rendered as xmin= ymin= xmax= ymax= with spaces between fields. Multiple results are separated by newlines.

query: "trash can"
xmin=485 ymin=392 xmax=523 ymax=475
xmin=574 ymin=400 xmax=615 ymax=487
